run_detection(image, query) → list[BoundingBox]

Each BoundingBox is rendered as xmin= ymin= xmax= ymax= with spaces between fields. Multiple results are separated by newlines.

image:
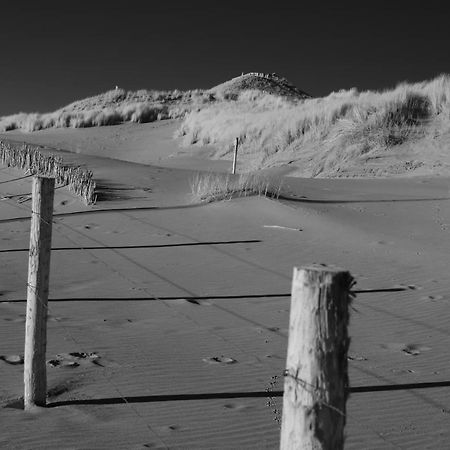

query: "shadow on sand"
xmin=0 ymin=239 xmax=262 ymax=253
xmin=0 ymin=287 xmax=408 ymax=303
xmin=32 ymin=380 xmax=450 ymax=408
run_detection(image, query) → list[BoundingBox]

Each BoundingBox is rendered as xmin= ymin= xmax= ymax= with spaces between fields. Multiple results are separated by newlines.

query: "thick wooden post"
xmin=24 ymin=176 xmax=55 ymax=409
xmin=232 ymin=137 xmax=239 ymax=174
xmin=280 ymin=265 xmax=353 ymax=450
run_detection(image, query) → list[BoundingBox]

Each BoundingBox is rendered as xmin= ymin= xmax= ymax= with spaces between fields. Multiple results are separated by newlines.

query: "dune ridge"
xmin=178 ymin=74 xmax=450 ymax=177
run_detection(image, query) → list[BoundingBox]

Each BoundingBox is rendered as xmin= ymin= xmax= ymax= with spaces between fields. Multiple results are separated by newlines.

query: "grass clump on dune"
xmin=178 ymin=75 xmax=450 ymax=177
xmin=190 ymin=172 xmax=283 ymax=203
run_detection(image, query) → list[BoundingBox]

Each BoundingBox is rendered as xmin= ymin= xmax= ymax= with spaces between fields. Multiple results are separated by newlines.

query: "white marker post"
xmin=24 ymin=176 xmax=55 ymax=409
xmin=232 ymin=137 xmax=239 ymax=175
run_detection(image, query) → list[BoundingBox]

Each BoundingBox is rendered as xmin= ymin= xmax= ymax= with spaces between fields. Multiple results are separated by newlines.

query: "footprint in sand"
xmin=59 ymin=199 xmax=74 ymax=206
xmin=223 ymin=403 xmax=252 ymax=411
xmin=47 ymin=351 xmax=104 ymax=368
xmin=0 ymin=354 xmax=24 ymax=365
xmin=420 ymin=294 xmax=444 ymax=302
xmin=3 ymin=314 xmax=26 ymax=323
xmin=348 ymin=354 xmax=368 ymax=361
xmin=370 ymin=240 xmax=394 ymax=246
xmin=264 ymin=354 xmax=283 ymax=360
xmin=391 ymin=368 xmax=416 ymax=374
xmin=381 ymin=343 xmax=431 ymax=356
xmin=402 ymin=344 xmax=431 ymax=356
xmin=202 ymin=356 xmax=237 ymax=365
xmin=172 ymin=298 xmax=212 ymax=306
xmin=157 ymin=424 xmax=188 ymax=435
xmin=394 ymin=283 xmax=423 ymax=291
xmin=83 ymin=223 xmax=100 ymax=230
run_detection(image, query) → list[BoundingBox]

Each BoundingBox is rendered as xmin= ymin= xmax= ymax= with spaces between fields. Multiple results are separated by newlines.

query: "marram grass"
xmin=190 ymin=172 xmax=283 ymax=203
xmin=0 ymin=140 xmax=96 ymax=205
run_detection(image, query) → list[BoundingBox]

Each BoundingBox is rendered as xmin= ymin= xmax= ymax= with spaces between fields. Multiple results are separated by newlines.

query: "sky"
xmin=1 ymin=0 xmax=450 ymax=115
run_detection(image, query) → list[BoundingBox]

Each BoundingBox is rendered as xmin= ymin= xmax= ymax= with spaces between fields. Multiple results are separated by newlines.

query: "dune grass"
xmin=0 ymin=88 xmax=211 ymax=132
xmin=0 ymin=140 xmax=97 ymax=204
xmin=0 ymin=102 xmax=178 ymax=132
xmin=178 ymin=75 xmax=450 ymax=176
xmin=190 ymin=172 xmax=283 ymax=203
xmin=0 ymin=73 xmax=307 ymax=133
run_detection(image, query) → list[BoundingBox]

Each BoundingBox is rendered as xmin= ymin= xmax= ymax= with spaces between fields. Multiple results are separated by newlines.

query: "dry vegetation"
xmin=190 ymin=172 xmax=283 ymax=203
xmin=0 ymin=88 xmax=213 ymax=132
xmin=0 ymin=140 xmax=96 ymax=204
xmin=2 ymin=73 xmax=450 ymax=178
xmin=178 ymin=74 xmax=450 ymax=177
xmin=0 ymin=73 xmax=308 ymax=133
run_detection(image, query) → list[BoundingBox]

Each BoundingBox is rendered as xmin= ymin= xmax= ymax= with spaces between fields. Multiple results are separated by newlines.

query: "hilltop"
xmin=209 ymin=72 xmax=311 ymax=100
xmin=0 ymin=72 xmax=307 ymax=132
xmin=2 ymin=72 xmax=450 ymax=178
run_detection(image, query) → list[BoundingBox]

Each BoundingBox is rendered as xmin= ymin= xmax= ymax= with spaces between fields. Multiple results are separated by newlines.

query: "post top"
xmin=296 ymin=263 xmax=348 ymax=273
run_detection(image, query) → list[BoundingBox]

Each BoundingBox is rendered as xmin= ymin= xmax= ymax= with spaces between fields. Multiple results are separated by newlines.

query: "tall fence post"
xmin=232 ymin=137 xmax=239 ymax=174
xmin=280 ymin=264 xmax=353 ymax=449
xmin=24 ymin=176 xmax=55 ymax=409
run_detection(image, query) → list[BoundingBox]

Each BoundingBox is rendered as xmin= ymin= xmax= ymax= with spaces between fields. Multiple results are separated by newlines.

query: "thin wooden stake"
xmin=280 ymin=264 xmax=353 ymax=450
xmin=24 ymin=176 xmax=55 ymax=409
xmin=232 ymin=137 xmax=239 ymax=174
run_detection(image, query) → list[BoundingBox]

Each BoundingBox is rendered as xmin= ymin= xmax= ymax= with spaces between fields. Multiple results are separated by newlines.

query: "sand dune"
xmin=1 ymin=122 xmax=450 ymax=449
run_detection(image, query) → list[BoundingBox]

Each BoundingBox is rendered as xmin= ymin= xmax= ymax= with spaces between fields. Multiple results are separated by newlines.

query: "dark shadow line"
xmin=0 ymin=294 xmax=291 ymax=303
xmin=46 ymin=391 xmax=277 ymax=407
xmin=352 ymin=288 xmax=408 ymax=294
xmin=350 ymin=380 xmax=450 ymax=393
xmin=0 ymin=240 xmax=262 ymax=253
xmin=278 ymin=194 xmax=450 ymax=205
xmin=45 ymin=381 xmax=450 ymax=407
xmin=0 ymin=288 xmax=409 ymax=303
xmin=0 ymin=203 xmax=206 ymax=224
xmin=0 ymin=174 xmax=32 ymax=184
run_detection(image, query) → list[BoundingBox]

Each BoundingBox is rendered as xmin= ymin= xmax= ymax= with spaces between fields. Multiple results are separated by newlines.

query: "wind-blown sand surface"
xmin=1 ymin=123 xmax=450 ymax=449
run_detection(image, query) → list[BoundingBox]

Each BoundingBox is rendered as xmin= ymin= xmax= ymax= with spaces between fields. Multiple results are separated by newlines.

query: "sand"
xmin=1 ymin=122 xmax=450 ymax=449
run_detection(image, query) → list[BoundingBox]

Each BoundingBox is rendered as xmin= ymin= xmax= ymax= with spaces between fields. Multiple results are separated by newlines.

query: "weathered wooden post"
xmin=232 ymin=137 xmax=239 ymax=175
xmin=280 ymin=264 xmax=353 ymax=449
xmin=24 ymin=176 xmax=55 ymax=409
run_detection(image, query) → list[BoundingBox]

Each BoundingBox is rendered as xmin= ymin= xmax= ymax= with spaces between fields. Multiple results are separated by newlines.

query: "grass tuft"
xmin=190 ymin=172 xmax=283 ymax=203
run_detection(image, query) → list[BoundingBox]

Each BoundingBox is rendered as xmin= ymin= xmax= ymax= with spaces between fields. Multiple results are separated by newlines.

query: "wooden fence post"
xmin=232 ymin=137 xmax=239 ymax=174
xmin=24 ymin=176 xmax=55 ymax=409
xmin=280 ymin=264 xmax=353 ymax=449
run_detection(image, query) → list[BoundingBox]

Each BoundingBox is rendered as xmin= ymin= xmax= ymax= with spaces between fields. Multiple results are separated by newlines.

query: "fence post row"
xmin=24 ymin=176 xmax=55 ymax=409
xmin=280 ymin=265 xmax=353 ymax=449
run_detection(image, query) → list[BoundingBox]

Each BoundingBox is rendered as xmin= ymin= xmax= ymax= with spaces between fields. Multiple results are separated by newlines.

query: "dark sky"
xmin=1 ymin=1 xmax=449 ymax=115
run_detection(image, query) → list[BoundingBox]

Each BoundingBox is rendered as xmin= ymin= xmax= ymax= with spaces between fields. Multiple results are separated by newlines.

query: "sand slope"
xmin=1 ymin=125 xmax=450 ymax=449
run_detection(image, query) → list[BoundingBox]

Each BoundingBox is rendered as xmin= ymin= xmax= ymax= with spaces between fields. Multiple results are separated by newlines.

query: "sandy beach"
xmin=1 ymin=122 xmax=450 ymax=449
